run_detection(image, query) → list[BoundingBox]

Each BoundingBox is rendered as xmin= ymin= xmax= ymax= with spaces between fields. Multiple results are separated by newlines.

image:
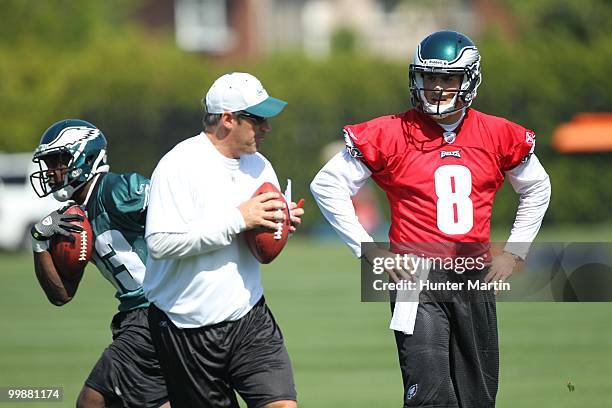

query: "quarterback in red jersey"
xmin=343 ymin=108 xmax=536 ymax=260
xmin=311 ymin=30 xmax=550 ymax=407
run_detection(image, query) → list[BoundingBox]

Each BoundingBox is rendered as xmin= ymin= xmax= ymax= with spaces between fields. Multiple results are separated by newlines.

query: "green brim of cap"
xmin=244 ymin=96 xmax=287 ymax=118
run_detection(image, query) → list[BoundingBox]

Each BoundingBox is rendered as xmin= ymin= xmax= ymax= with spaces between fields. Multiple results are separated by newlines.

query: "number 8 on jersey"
xmin=434 ymin=165 xmax=474 ymax=235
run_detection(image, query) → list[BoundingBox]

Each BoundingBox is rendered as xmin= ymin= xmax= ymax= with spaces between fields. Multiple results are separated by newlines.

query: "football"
xmin=245 ymin=182 xmax=291 ymax=264
xmin=50 ymin=205 xmax=93 ymax=279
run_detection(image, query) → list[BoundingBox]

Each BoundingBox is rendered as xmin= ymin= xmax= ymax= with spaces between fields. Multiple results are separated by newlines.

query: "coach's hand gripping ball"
xmin=50 ymin=205 xmax=93 ymax=279
xmin=245 ymin=182 xmax=291 ymax=264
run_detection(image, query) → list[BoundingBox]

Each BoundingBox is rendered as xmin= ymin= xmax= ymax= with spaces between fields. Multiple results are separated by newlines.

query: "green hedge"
xmin=1 ymin=1 xmax=611 ymax=229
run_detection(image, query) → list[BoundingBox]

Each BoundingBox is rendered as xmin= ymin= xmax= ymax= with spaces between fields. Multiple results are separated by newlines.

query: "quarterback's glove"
xmin=31 ymin=205 xmax=84 ymax=242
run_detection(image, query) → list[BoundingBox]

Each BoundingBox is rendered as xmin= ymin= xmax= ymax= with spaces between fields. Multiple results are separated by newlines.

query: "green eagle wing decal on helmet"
xmin=30 ymin=119 xmax=110 ymax=201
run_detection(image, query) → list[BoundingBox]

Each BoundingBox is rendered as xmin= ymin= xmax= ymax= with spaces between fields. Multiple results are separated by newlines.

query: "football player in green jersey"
xmin=30 ymin=119 xmax=169 ymax=408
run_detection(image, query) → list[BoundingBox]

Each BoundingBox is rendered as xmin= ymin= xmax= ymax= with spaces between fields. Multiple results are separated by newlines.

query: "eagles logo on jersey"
xmin=521 ymin=130 xmax=536 ymax=163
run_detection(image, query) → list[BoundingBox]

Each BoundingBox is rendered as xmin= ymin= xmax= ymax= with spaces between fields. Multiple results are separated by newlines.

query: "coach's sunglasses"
xmin=235 ymin=111 xmax=267 ymax=126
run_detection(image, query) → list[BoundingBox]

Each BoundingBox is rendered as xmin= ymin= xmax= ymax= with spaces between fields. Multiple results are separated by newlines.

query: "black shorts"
xmin=85 ymin=307 xmax=169 ymax=408
xmin=148 ymin=297 xmax=296 ymax=408
xmin=392 ymin=269 xmax=499 ymax=408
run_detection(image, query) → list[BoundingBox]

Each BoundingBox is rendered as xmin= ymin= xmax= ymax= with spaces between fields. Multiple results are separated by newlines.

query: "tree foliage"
xmin=1 ymin=0 xmax=610 ymax=228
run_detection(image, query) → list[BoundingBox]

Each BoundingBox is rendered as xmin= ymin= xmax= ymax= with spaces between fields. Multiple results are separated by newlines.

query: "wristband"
xmin=31 ymin=236 xmax=50 ymax=253
xmin=30 ymin=225 xmax=49 ymax=241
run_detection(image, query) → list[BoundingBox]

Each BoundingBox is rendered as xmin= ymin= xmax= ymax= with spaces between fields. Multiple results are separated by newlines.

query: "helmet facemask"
xmin=410 ymin=62 xmax=481 ymax=119
xmin=30 ymin=141 xmax=108 ymax=201
xmin=414 ymin=72 xmax=464 ymax=118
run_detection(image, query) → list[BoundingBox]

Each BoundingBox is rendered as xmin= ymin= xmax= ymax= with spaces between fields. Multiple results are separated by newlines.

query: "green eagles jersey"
xmin=85 ymin=172 xmax=150 ymax=311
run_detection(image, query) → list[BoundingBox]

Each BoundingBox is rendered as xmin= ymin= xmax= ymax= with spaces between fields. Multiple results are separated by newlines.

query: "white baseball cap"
xmin=204 ymin=72 xmax=287 ymax=118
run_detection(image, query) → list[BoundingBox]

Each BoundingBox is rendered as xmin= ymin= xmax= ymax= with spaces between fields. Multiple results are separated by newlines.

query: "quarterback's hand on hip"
xmin=362 ymin=246 xmax=415 ymax=283
xmin=239 ymin=192 xmax=287 ymax=231
xmin=484 ymin=251 xmax=519 ymax=284
xmin=31 ymin=205 xmax=84 ymax=242
xmin=288 ymin=200 xmax=304 ymax=233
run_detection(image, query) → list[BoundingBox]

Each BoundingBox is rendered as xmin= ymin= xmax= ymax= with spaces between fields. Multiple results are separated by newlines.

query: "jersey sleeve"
xmin=105 ymin=173 xmax=150 ymax=224
xmin=343 ymin=123 xmax=388 ymax=174
xmin=501 ymin=123 xmax=537 ymax=171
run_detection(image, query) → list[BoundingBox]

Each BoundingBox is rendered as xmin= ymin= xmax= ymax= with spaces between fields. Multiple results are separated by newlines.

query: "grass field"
xmin=1 ymin=229 xmax=612 ymax=407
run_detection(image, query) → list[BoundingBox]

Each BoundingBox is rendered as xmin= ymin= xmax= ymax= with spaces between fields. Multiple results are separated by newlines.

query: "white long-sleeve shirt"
xmin=143 ymin=133 xmax=279 ymax=328
xmin=146 ymin=213 xmax=245 ymax=260
xmin=311 ymin=149 xmax=551 ymax=259
xmin=503 ymin=154 xmax=552 ymax=258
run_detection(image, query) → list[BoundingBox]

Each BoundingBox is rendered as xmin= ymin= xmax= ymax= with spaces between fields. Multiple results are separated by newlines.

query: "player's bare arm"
xmin=33 ymin=250 xmax=84 ymax=306
xmin=31 ymin=207 xmax=86 ymax=305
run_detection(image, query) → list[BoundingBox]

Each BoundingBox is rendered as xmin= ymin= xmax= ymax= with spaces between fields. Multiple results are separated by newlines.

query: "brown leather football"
xmin=244 ymin=182 xmax=291 ymax=264
xmin=50 ymin=205 xmax=93 ymax=279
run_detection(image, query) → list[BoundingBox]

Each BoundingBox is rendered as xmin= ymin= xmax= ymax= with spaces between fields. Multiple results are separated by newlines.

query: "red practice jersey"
xmin=344 ymin=108 xmax=535 ymax=256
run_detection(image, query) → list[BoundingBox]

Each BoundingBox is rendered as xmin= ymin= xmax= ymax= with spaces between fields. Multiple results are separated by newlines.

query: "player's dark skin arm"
xmin=33 ymin=250 xmax=84 ymax=306
xmin=31 ymin=169 xmax=92 ymax=306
